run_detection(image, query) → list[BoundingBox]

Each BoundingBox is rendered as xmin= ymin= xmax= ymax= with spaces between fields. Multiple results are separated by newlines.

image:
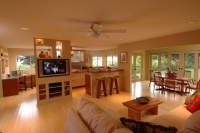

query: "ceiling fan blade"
xmin=66 ymin=30 xmax=92 ymax=32
xmin=101 ymin=29 xmax=126 ymax=33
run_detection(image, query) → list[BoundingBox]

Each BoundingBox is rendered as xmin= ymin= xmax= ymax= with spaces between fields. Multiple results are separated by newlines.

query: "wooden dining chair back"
xmin=185 ymin=80 xmax=200 ymax=93
xmin=154 ymin=75 xmax=164 ymax=93
xmin=184 ymin=70 xmax=192 ymax=78
xmin=18 ymin=75 xmax=33 ymax=91
xmin=154 ymin=71 xmax=162 ymax=77
xmin=149 ymin=70 xmax=155 ymax=87
xmin=164 ymin=79 xmax=180 ymax=97
xmin=196 ymin=80 xmax=200 ymax=90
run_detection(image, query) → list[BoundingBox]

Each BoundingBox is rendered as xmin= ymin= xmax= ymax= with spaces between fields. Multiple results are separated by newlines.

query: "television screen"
xmin=43 ymin=60 xmax=66 ymax=75
xmin=38 ymin=59 xmax=70 ymax=78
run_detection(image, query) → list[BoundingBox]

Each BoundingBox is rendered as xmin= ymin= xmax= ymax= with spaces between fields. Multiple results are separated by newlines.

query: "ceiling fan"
xmin=87 ymin=22 xmax=126 ymax=38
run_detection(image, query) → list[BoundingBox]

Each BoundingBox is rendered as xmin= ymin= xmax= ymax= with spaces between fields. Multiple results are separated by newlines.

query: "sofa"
xmin=66 ymin=98 xmax=200 ymax=133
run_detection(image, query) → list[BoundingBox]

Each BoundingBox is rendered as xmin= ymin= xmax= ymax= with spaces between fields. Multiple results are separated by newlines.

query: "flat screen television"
xmin=38 ymin=59 xmax=70 ymax=78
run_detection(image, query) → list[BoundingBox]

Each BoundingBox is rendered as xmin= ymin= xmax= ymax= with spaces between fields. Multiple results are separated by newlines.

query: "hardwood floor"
xmin=0 ymin=81 xmax=189 ymax=133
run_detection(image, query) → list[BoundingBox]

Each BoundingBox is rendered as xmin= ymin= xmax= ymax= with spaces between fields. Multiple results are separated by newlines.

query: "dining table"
xmin=163 ymin=76 xmax=192 ymax=96
xmin=173 ymin=77 xmax=192 ymax=96
xmin=156 ymin=74 xmax=192 ymax=96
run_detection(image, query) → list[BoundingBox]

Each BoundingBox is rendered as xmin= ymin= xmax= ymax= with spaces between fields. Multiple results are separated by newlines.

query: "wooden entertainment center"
xmin=34 ymin=38 xmax=72 ymax=105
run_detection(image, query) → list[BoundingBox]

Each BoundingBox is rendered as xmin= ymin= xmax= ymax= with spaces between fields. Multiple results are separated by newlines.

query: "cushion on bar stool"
xmin=96 ymin=77 xmax=108 ymax=98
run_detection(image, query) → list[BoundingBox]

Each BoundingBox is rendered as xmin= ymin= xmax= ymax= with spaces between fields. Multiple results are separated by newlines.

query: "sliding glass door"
xmin=151 ymin=53 xmax=168 ymax=75
xmin=150 ymin=51 xmax=198 ymax=80
xmin=170 ymin=53 xmax=180 ymax=75
xmin=184 ymin=53 xmax=195 ymax=79
xmin=151 ymin=54 xmax=158 ymax=71
xmin=132 ymin=54 xmax=143 ymax=81
xmin=160 ymin=54 xmax=168 ymax=75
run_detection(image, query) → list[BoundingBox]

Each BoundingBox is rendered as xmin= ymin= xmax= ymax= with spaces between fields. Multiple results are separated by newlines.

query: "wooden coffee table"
xmin=122 ymin=97 xmax=164 ymax=120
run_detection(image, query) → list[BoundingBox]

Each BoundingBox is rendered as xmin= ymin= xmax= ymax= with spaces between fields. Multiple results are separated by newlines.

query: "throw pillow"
xmin=120 ymin=117 xmax=177 ymax=133
xmin=179 ymin=110 xmax=200 ymax=133
xmin=186 ymin=95 xmax=200 ymax=113
xmin=185 ymin=90 xmax=200 ymax=105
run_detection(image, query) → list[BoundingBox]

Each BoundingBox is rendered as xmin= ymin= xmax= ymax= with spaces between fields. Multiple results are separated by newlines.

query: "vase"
xmin=39 ymin=51 xmax=45 ymax=58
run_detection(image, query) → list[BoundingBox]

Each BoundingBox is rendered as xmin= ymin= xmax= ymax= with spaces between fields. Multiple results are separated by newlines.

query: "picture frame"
xmin=120 ymin=52 xmax=128 ymax=63
xmin=84 ymin=56 xmax=90 ymax=62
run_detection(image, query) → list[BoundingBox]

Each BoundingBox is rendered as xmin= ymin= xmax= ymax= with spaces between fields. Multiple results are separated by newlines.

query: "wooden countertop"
xmin=2 ymin=76 xmax=19 ymax=80
xmin=2 ymin=74 xmax=36 ymax=80
xmin=88 ymin=69 xmax=123 ymax=73
xmin=72 ymin=69 xmax=123 ymax=74
xmin=72 ymin=70 xmax=88 ymax=73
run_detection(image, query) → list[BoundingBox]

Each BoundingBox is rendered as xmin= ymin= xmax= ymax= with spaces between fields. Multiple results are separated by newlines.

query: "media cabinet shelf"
xmin=64 ymin=81 xmax=70 ymax=95
xmin=49 ymin=82 xmax=62 ymax=98
xmin=39 ymin=84 xmax=46 ymax=100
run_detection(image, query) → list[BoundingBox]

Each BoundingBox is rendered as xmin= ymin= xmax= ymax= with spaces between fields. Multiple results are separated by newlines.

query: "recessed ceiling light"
xmin=187 ymin=20 xmax=197 ymax=24
xmin=20 ymin=27 xmax=30 ymax=30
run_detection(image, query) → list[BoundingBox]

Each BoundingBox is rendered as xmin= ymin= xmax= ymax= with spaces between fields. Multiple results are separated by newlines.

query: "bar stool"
xmin=109 ymin=76 xmax=120 ymax=95
xmin=96 ymin=77 xmax=107 ymax=98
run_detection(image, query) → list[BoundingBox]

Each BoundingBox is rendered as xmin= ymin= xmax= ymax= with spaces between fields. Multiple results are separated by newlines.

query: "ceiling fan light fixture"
xmin=91 ymin=33 xmax=101 ymax=38
xmin=187 ymin=20 xmax=197 ymax=24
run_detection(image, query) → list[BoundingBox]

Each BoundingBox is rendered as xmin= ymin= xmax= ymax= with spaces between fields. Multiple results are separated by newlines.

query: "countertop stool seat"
xmin=96 ymin=77 xmax=107 ymax=99
xmin=109 ymin=76 xmax=120 ymax=95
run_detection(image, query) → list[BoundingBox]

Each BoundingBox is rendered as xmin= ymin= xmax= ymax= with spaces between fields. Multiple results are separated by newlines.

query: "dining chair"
xmin=164 ymin=79 xmax=181 ymax=97
xmin=182 ymin=70 xmax=193 ymax=85
xmin=154 ymin=71 xmax=162 ymax=77
xmin=183 ymin=70 xmax=192 ymax=78
xmin=18 ymin=75 xmax=33 ymax=91
xmin=154 ymin=75 xmax=165 ymax=93
xmin=149 ymin=70 xmax=155 ymax=87
xmin=185 ymin=80 xmax=200 ymax=93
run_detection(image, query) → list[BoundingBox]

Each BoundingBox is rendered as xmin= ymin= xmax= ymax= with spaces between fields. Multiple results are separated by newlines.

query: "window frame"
xmin=106 ymin=54 xmax=118 ymax=67
xmin=16 ymin=55 xmax=35 ymax=70
xmin=92 ymin=56 xmax=103 ymax=67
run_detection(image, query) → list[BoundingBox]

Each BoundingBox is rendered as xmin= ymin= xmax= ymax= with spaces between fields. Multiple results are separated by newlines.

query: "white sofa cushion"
xmin=178 ymin=110 xmax=200 ymax=133
xmin=77 ymin=98 xmax=130 ymax=133
xmin=66 ymin=108 xmax=90 ymax=133
xmin=151 ymin=105 xmax=192 ymax=130
xmin=113 ymin=128 xmax=133 ymax=133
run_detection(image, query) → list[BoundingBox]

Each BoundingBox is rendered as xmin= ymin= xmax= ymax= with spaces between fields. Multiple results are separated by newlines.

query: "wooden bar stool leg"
xmin=110 ymin=78 xmax=113 ymax=95
xmin=102 ymin=80 xmax=107 ymax=97
xmin=96 ymin=80 xmax=101 ymax=99
xmin=114 ymin=78 xmax=119 ymax=94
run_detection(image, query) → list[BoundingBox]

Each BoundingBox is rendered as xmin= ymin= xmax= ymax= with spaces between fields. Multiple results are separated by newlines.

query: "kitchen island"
xmin=71 ymin=70 xmax=87 ymax=88
xmin=85 ymin=69 xmax=123 ymax=97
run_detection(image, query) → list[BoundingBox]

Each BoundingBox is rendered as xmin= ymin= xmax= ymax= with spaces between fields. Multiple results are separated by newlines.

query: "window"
xmin=107 ymin=55 xmax=118 ymax=67
xmin=16 ymin=55 xmax=35 ymax=70
xmin=92 ymin=56 xmax=102 ymax=67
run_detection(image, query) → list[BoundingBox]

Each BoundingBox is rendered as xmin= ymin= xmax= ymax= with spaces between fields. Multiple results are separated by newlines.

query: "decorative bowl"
xmin=136 ymin=96 xmax=150 ymax=104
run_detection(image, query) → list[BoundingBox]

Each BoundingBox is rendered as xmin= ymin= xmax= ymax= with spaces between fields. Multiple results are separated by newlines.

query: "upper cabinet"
xmin=34 ymin=38 xmax=71 ymax=59
xmin=0 ymin=47 xmax=9 ymax=76
xmin=34 ymin=39 xmax=66 ymax=58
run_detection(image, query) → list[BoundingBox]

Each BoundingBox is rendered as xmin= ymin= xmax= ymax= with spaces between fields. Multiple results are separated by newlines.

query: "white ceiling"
xmin=1 ymin=0 xmax=200 ymax=50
